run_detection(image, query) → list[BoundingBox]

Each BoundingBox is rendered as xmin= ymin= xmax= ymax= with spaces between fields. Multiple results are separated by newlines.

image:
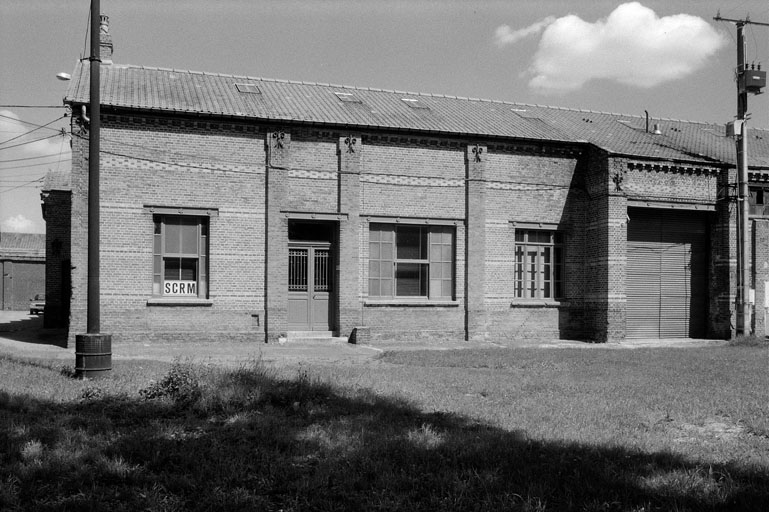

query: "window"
xmin=369 ymin=223 xmax=454 ymax=300
xmin=153 ymin=215 xmax=209 ymax=298
xmin=750 ymin=186 xmax=769 ymax=216
xmin=400 ymin=97 xmax=430 ymax=109
xmin=235 ymin=83 xmax=261 ymax=94
xmin=514 ymin=230 xmax=564 ymax=300
xmin=334 ymin=91 xmax=363 ymax=103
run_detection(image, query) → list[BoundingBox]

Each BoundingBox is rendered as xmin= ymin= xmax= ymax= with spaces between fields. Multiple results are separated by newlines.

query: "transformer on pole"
xmin=716 ymin=14 xmax=769 ymax=337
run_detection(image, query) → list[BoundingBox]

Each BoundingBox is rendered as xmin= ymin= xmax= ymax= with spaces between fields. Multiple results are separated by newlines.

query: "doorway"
xmin=287 ymin=221 xmax=335 ymax=331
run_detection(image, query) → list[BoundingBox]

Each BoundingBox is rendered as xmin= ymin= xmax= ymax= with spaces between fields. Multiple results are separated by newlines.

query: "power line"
xmin=0 ymin=177 xmax=45 ymax=195
xmin=0 ymin=152 xmax=70 ymax=164
xmin=0 ymin=105 xmax=63 ymax=109
xmin=0 ymin=113 xmax=68 ymax=129
xmin=0 ymin=158 xmax=71 ymax=172
xmin=0 ymin=132 xmax=67 ymax=152
xmin=0 ymin=114 xmax=69 ymax=141
xmin=0 ymin=171 xmax=50 ymax=178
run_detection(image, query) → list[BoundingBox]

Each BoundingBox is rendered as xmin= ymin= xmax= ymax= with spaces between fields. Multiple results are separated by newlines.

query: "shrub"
xmin=80 ymin=386 xmax=104 ymax=401
xmin=139 ymin=361 xmax=201 ymax=405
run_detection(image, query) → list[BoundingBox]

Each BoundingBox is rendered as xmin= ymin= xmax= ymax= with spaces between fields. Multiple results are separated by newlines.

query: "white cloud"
xmin=495 ymin=17 xmax=556 ymax=47
xmin=1 ymin=214 xmax=35 ymax=233
xmin=496 ymin=2 xmax=727 ymax=95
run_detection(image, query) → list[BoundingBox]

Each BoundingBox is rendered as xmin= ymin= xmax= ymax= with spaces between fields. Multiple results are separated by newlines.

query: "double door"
xmin=287 ymin=243 xmax=332 ymax=331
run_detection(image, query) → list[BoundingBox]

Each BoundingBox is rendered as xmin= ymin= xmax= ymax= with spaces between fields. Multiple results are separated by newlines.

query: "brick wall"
xmin=753 ymin=219 xmax=769 ymax=336
xmin=42 ymin=190 xmax=71 ymax=328
xmin=66 ymin=108 xmax=734 ymax=346
xmin=70 ymin=114 xmax=266 ymax=344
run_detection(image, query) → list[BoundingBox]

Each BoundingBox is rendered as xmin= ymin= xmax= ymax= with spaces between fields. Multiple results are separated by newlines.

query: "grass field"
xmin=1 ymin=344 xmax=768 ymax=511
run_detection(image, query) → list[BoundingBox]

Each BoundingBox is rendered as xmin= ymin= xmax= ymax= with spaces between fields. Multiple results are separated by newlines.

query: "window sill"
xmin=510 ymin=300 xmax=569 ymax=308
xmin=147 ymin=298 xmax=213 ymax=307
xmin=365 ymin=299 xmax=459 ymax=307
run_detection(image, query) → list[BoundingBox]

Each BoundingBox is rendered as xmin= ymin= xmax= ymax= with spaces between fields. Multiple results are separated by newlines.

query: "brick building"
xmin=52 ymin=18 xmax=769 ymax=345
xmin=41 ymin=170 xmax=72 ymax=328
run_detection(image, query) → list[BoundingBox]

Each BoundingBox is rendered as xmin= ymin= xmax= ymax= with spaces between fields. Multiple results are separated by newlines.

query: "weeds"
xmin=139 ymin=360 xmax=202 ymax=405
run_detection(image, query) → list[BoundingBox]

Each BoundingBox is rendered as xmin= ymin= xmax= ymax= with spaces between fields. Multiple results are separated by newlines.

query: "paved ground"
xmin=0 ymin=310 xmax=729 ymax=368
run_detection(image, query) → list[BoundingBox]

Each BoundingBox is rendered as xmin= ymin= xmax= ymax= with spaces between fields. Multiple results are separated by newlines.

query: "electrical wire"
xmin=0 ymin=152 xmax=70 ymax=164
xmin=0 ymin=132 xmax=67 ymax=152
xmin=1 ymin=178 xmax=46 ymax=184
xmin=0 ymin=158 xmax=71 ymax=172
xmin=0 ymin=177 xmax=44 ymax=195
xmin=0 ymin=105 xmax=63 ymax=109
xmin=54 ymin=133 xmax=67 ymax=173
xmin=0 ymin=171 xmax=51 ymax=178
xmin=0 ymin=113 xmax=68 ymax=138
xmin=81 ymin=4 xmax=91 ymax=61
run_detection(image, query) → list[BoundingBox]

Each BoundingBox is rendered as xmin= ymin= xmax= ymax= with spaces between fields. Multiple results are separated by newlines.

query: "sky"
xmin=2 ymin=0 xmax=769 ymax=234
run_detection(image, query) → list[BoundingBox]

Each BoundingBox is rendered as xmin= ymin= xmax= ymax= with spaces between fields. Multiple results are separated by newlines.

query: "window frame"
xmin=152 ymin=214 xmax=210 ymax=299
xmin=749 ymin=184 xmax=769 ymax=216
xmin=514 ymin=229 xmax=564 ymax=301
xmin=368 ymin=222 xmax=455 ymax=301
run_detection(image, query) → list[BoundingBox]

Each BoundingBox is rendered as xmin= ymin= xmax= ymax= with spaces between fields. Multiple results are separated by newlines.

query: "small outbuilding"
xmin=0 ymin=232 xmax=45 ymax=312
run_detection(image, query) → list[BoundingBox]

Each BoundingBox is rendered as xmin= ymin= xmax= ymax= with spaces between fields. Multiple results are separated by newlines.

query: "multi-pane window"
xmin=749 ymin=186 xmax=769 ymax=216
xmin=514 ymin=230 xmax=564 ymax=300
xmin=369 ymin=223 xmax=454 ymax=300
xmin=153 ymin=215 xmax=209 ymax=298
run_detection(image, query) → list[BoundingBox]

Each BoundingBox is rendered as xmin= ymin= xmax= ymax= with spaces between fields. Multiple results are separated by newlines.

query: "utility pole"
xmin=715 ymin=14 xmax=769 ymax=336
xmin=88 ymin=0 xmax=101 ymax=335
xmin=75 ymin=0 xmax=112 ymax=378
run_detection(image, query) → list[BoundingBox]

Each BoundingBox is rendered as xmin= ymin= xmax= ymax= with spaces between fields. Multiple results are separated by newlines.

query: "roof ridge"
xmin=94 ymin=63 xmax=764 ymax=131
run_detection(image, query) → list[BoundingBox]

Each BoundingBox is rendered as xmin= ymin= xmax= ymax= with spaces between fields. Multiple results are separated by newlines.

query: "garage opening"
xmin=626 ymin=208 xmax=709 ymax=339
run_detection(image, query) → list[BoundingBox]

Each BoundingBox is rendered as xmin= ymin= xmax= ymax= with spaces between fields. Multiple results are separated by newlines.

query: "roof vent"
xmin=235 ymin=83 xmax=261 ymax=94
xmin=401 ymin=97 xmax=429 ymax=109
xmin=653 ymin=123 xmax=662 ymax=135
xmin=334 ymin=92 xmax=362 ymax=103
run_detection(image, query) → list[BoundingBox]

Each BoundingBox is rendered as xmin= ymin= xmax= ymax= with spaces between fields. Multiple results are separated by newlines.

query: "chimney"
xmin=99 ymin=15 xmax=113 ymax=64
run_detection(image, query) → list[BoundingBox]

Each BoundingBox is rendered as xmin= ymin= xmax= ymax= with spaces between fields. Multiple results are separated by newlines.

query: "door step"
xmin=281 ymin=331 xmax=349 ymax=344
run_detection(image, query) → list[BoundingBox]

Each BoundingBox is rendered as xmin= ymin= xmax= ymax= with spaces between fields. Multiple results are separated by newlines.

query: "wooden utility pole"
xmin=715 ymin=14 xmax=769 ymax=336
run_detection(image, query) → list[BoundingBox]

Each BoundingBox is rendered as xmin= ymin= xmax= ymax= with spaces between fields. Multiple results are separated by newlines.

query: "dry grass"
xmin=1 ymin=345 xmax=768 ymax=511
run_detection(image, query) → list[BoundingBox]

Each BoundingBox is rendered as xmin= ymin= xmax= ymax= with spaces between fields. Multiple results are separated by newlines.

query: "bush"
xmin=139 ymin=361 xmax=201 ymax=405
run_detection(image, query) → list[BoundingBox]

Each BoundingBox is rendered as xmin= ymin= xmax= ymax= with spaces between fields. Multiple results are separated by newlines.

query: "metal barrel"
xmin=75 ymin=334 xmax=112 ymax=379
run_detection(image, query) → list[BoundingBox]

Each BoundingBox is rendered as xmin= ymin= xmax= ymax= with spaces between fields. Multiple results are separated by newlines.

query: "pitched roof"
xmin=64 ymin=62 xmax=569 ymax=143
xmin=0 ymin=232 xmax=45 ymax=259
xmin=64 ymin=61 xmax=769 ymax=168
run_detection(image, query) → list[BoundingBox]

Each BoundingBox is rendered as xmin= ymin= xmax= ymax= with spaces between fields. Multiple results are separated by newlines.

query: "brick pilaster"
xmin=465 ymin=144 xmax=487 ymax=341
xmin=752 ymin=219 xmax=769 ymax=336
xmin=711 ymin=167 xmax=737 ymax=338
xmin=584 ymin=154 xmax=627 ymax=342
xmin=265 ymin=130 xmax=291 ymax=342
xmin=337 ymin=134 xmax=362 ymax=338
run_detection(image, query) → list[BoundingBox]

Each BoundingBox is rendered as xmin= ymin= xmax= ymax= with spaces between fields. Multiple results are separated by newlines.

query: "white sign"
xmin=164 ymin=280 xmax=197 ymax=296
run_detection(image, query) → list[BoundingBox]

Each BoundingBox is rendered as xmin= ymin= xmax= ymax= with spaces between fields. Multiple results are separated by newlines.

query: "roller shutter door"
xmin=626 ymin=208 xmax=708 ymax=338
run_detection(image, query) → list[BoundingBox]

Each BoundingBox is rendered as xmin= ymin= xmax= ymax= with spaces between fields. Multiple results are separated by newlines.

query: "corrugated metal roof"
xmin=64 ymin=61 xmax=769 ymax=167
xmin=64 ymin=62 xmax=571 ymax=142
xmin=0 ymin=232 xmax=45 ymax=257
